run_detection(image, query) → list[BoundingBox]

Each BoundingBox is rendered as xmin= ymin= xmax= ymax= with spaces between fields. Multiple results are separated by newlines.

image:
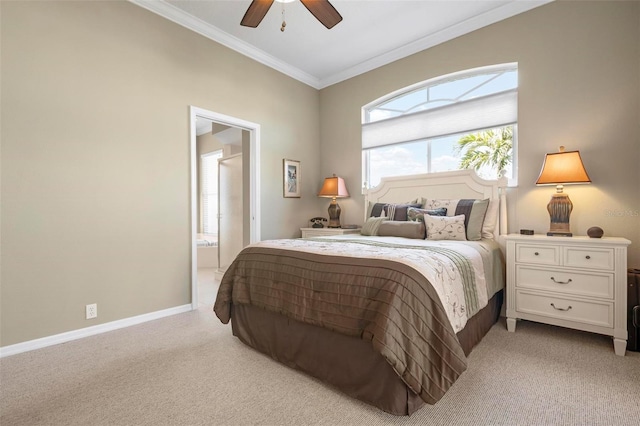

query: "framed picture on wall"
xmin=283 ymin=159 xmax=301 ymax=198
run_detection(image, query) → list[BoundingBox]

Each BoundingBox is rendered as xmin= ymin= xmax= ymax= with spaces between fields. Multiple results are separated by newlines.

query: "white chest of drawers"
xmin=505 ymin=234 xmax=631 ymax=356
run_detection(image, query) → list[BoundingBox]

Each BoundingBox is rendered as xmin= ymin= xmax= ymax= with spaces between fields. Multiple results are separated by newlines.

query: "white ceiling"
xmin=131 ymin=0 xmax=551 ymax=89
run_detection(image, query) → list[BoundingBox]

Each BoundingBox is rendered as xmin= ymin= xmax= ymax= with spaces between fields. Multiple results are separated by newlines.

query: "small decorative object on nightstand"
xmin=505 ymin=234 xmax=631 ymax=356
xmin=587 ymin=226 xmax=604 ymax=238
xmin=300 ymin=227 xmax=360 ymax=238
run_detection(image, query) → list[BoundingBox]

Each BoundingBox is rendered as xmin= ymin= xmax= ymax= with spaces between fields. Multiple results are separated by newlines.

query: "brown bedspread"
xmin=214 ymin=245 xmax=469 ymax=404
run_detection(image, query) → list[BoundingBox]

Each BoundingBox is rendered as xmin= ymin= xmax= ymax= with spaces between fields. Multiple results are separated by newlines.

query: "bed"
xmin=214 ymin=170 xmax=508 ymax=415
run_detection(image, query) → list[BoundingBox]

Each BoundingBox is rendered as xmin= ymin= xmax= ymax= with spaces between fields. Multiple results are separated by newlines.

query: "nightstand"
xmin=505 ymin=234 xmax=631 ymax=356
xmin=300 ymin=227 xmax=361 ymax=238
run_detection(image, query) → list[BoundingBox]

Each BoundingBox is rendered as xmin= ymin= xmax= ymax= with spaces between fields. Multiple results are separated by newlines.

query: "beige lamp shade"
xmin=536 ymin=147 xmax=591 ymax=186
xmin=318 ymin=175 xmax=350 ymax=199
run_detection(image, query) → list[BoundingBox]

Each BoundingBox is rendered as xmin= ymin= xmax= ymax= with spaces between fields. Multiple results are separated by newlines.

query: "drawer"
xmin=515 ymin=290 xmax=613 ymax=328
xmin=515 ymin=266 xmax=614 ymax=299
xmin=564 ymin=247 xmax=614 ymax=270
xmin=516 ymin=244 xmax=560 ymax=265
xmin=302 ymin=230 xmax=332 ymax=237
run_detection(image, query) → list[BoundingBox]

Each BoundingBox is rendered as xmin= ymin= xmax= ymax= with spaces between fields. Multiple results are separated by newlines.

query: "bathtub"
xmin=196 ymin=233 xmax=218 ymax=268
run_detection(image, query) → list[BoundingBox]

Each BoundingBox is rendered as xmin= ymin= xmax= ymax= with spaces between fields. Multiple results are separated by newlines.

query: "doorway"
xmin=189 ymin=106 xmax=261 ymax=309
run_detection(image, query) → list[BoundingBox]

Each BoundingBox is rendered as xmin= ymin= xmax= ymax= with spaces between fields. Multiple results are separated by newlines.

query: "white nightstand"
xmin=505 ymin=234 xmax=631 ymax=356
xmin=300 ymin=227 xmax=361 ymax=238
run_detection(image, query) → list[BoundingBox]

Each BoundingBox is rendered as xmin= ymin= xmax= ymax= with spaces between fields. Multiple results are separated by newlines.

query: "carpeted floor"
xmin=1 ymin=293 xmax=639 ymax=425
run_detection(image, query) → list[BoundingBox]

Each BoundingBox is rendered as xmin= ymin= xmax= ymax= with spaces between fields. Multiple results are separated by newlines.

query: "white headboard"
xmin=364 ymin=170 xmax=508 ymax=237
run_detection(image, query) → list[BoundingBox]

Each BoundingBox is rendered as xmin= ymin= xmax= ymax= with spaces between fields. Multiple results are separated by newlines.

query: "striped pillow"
xmin=361 ymin=217 xmax=388 ymax=236
xmin=455 ymin=199 xmax=489 ymax=241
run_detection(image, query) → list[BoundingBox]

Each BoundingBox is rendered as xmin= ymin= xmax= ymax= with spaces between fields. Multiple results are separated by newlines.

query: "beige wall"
xmin=319 ymin=0 xmax=640 ymax=266
xmin=0 ymin=1 xmax=322 ymax=346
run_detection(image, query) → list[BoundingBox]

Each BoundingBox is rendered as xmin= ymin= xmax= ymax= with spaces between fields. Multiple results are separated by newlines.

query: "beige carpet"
xmin=1 ymin=297 xmax=639 ymax=425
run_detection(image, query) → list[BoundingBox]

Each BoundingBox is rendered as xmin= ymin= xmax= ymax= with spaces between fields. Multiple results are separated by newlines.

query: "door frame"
xmin=189 ymin=106 xmax=261 ymax=309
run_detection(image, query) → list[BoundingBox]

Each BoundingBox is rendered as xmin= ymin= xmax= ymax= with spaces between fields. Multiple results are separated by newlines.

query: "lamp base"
xmin=547 ymin=192 xmax=573 ymax=237
xmin=327 ymin=199 xmax=342 ymax=228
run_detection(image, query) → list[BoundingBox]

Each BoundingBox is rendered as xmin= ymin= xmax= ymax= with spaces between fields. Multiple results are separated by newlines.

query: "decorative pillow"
xmin=360 ymin=217 xmax=388 ymax=236
xmin=382 ymin=203 xmax=423 ymax=221
xmin=367 ymin=197 xmax=427 ymax=217
xmin=378 ymin=221 xmax=426 ymax=239
xmin=424 ymin=199 xmax=460 ymax=214
xmin=368 ymin=202 xmax=387 ymax=218
xmin=454 ymin=199 xmax=489 ymax=241
xmin=409 ymin=197 xmax=427 ymax=208
xmin=407 ymin=207 xmax=447 ymax=223
xmin=425 ymin=198 xmax=490 ymax=241
xmin=424 ymin=214 xmax=467 ymax=241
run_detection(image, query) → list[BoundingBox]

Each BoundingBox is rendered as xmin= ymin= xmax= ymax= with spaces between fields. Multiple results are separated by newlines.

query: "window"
xmin=201 ymin=150 xmax=223 ymax=235
xmin=362 ymin=64 xmax=518 ymax=189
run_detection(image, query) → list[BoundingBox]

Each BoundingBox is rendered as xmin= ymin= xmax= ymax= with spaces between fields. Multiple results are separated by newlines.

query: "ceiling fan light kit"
xmin=241 ymin=0 xmax=343 ymax=31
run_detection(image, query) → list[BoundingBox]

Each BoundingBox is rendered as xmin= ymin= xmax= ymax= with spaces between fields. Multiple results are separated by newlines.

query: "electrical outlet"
xmin=86 ymin=303 xmax=97 ymax=319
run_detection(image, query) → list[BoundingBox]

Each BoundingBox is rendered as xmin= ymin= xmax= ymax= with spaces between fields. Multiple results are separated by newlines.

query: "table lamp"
xmin=536 ymin=146 xmax=591 ymax=237
xmin=318 ymin=174 xmax=349 ymax=228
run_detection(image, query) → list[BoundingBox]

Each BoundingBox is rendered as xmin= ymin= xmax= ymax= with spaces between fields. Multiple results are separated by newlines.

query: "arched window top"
xmin=363 ymin=63 xmax=518 ymax=124
xmin=361 ymin=63 xmax=518 ymax=189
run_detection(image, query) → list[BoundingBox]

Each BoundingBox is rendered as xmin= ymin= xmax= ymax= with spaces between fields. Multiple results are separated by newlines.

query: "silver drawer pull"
xmin=585 ymin=255 xmax=591 ymax=260
xmin=550 ymin=277 xmax=572 ymax=284
xmin=550 ymin=303 xmax=572 ymax=312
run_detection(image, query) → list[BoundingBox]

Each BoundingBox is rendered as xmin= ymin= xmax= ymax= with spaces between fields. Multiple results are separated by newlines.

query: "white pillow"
xmin=424 ymin=199 xmax=460 ymax=216
xmin=426 ymin=198 xmax=491 ymax=240
xmin=482 ymin=199 xmax=499 ymax=239
xmin=424 ymin=214 xmax=467 ymax=241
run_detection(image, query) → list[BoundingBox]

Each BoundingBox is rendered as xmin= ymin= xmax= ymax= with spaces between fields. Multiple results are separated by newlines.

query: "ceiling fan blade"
xmin=300 ymin=0 xmax=343 ymax=29
xmin=240 ymin=0 xmax=275 ymax=28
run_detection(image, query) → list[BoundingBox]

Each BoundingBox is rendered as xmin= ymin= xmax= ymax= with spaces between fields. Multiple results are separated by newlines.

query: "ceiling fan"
xmin=241 ymin=0 xmax=343 ymax=30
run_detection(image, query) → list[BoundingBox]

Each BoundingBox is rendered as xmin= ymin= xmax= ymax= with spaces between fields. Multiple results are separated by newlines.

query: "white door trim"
xmin=189 ymin=106 xmax=261 ymax=309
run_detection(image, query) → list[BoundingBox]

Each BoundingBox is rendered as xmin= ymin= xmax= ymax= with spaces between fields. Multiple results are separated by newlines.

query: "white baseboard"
xmin=0 ymin=304 xmax=193 ymax=358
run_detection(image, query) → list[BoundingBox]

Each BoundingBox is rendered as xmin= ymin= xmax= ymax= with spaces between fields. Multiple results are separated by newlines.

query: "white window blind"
xmin=362 ymin=89 xmax=517 ymax=150
xmin=201 ymin=150 xmax=222 ymax=235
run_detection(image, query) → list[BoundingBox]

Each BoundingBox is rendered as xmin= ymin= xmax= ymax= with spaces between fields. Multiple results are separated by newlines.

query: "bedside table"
xmin=300 ymin=227 xmax=361 ymax=238
xmin=505 ymin=234 xmax=631 ymax=356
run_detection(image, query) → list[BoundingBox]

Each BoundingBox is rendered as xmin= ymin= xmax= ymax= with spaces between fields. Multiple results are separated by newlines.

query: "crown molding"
xmin=130 ymin=0 xmax=552 ymax=90
xmin=318 ymin=0 xmax=553 ymax=88
xmin=129 ymin=0 xmax=322 ymax=89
